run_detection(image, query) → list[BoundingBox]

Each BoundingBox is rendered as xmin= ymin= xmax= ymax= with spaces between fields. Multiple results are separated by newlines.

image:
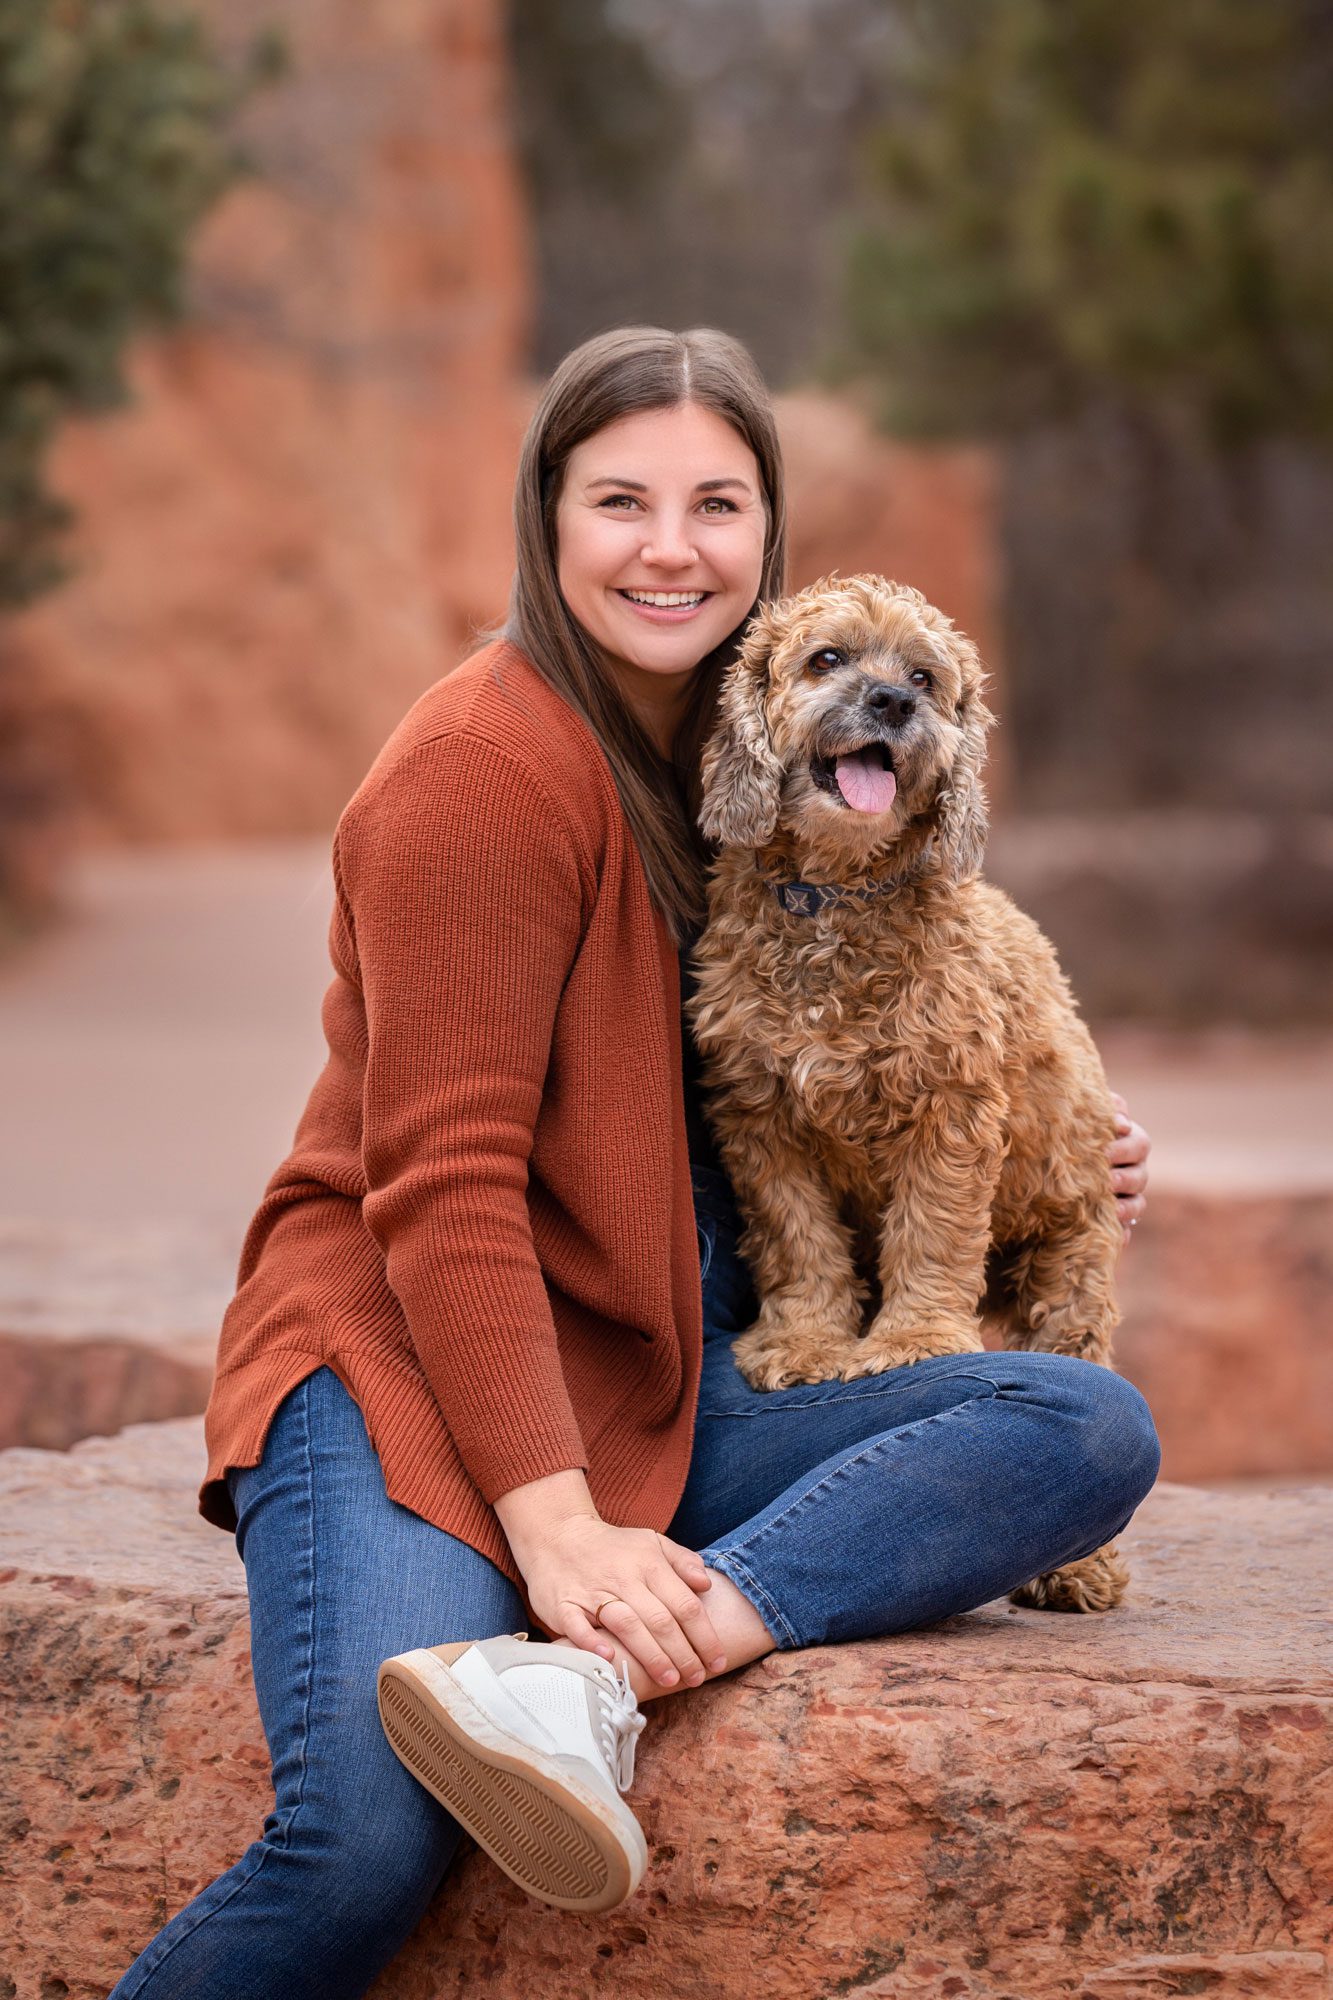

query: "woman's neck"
xmin=600 ymin=648 xmax=698 ymax=760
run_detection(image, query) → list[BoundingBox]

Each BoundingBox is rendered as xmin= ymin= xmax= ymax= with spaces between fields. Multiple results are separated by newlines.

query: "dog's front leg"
xmin=721 ymin=1128 xmax=868 ymax=1391
xmin=840 ymin=1088 xmax=1004 ymax=1380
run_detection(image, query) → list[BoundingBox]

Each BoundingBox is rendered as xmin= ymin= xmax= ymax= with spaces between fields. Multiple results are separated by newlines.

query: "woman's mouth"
xmin=616 ymin=587 xmax=714 ymax=623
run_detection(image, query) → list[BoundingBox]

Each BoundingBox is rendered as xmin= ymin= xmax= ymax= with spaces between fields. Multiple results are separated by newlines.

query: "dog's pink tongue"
xmin=834 ymin=751 xmax=897 ymax=814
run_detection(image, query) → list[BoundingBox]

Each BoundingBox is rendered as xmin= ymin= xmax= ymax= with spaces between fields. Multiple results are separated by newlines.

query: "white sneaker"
xmin=377 ymin=1633 xmax=649 ymax=1911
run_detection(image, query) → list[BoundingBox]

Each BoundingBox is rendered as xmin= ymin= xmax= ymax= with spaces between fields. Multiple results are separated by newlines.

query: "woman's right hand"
xmin=517 ymin=1515 xmax=728 ymax=1688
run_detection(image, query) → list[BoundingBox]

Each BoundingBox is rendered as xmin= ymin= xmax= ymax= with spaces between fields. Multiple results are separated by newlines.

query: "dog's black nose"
xmin=862 ymin=682 xmax=917 ymax=726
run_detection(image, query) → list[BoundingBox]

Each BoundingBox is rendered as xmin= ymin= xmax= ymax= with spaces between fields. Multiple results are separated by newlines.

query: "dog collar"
xmin=766 ymin=869 xmax=923 ymax=916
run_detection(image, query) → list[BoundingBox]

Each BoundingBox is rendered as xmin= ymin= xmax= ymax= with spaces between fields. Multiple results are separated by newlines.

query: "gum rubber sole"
xmin=376 ymin=1647 xmax=647 ymax=1913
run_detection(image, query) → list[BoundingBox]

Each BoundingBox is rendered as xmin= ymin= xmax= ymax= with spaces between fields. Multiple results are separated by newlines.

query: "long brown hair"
xmin=471 ymin=325 xmax=789 ymax=944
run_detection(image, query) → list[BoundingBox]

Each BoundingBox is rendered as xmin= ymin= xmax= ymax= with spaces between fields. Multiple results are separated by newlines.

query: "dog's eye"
xmin=909 ymin=668 xmax=934 ymax=689
xmin=808 ymin=648 xmax=844 ymax=674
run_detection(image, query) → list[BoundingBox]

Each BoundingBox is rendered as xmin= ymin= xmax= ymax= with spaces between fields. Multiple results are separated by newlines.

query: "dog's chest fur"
xmin=689 ymin=876 xmax=1010 ymax=1148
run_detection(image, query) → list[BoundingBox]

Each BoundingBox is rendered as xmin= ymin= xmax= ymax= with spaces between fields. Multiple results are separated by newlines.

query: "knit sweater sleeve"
xmin=335 ymin=729 xmax=592 ymax=1506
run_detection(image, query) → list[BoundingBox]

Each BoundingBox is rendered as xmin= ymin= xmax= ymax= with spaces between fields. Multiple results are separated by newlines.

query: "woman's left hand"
xmin=1107 ymin=1090 xmax=1150 ymax=1249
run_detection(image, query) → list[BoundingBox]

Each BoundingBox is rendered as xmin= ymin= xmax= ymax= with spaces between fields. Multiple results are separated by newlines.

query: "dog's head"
xmin=699 ymin=573 xmax=996 ymax=882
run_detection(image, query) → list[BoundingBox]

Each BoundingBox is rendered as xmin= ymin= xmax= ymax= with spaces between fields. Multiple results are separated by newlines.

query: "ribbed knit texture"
xmin=200 ymin=640 xmax=704 ymax=1627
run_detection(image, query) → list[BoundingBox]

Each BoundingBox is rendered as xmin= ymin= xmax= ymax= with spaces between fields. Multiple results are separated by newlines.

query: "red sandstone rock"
xmin=8 ymin=0 xmax=530 ymax=852
xmin=1078 ymin=1953 xmax=1329 ymax=1998
xmin=1 ymin=1420 xmax=1329 ymax=2000
xmin=1112 ymin=1190 xmax=1333 ymax=1485
xmin=0 ymin=1221 xmax=230 ymax=1449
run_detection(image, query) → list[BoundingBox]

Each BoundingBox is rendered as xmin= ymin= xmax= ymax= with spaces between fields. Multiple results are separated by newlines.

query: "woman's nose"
xmin=640 ymin=518 xmax=698 ymax=565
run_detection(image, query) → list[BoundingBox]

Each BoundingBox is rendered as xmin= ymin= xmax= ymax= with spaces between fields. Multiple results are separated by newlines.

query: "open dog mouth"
xmin=809 ymin=740 xmax=898 ymax=815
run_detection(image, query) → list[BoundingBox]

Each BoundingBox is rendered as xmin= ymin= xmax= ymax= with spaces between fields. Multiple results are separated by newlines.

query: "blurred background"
xmin=1 ymin=0 xmax=1329 ymax=1490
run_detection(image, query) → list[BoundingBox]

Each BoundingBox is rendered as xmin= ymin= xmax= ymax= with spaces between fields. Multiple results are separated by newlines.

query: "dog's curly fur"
xmin=687 ymin=573 xmax=1129 ymax=1614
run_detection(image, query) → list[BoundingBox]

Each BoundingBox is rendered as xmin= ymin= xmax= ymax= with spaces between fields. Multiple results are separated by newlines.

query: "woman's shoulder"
xmin=359 ymin=638 xmax=613 ymax=811
xmin=335 ymin=640 xmax=615 ymax=877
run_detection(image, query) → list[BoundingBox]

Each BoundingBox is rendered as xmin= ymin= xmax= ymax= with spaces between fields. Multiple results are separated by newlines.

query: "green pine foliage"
xmin=0 ymin=0 xmax=285 ymax=608
xmin=831 ymin=0 xmax=1333 ymax=446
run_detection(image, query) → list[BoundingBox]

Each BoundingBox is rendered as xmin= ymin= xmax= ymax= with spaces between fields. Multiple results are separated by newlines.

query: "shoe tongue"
xmin=834 ymin=749 xmax=897 ymax=814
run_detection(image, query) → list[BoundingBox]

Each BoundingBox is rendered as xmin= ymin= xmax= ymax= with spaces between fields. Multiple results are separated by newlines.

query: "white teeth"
xmin=622 ymin=589 xmax=706 ymax=607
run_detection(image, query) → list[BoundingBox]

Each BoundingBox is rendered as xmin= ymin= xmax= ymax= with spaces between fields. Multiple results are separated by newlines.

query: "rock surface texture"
xmin=1 ymin=1420 xmax=1329 ymax=1999
xmin=0 ymin=1220 xmax=231 ymax=1449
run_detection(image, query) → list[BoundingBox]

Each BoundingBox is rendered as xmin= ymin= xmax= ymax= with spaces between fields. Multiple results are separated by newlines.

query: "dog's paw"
xmin=730 ymin=1320 xmax=853 ymax=1391
xmin=1010 ymin=1542 xmax=1129 ymax=1614
xmin=844 ymin=1316 xmax=986 ymax=1377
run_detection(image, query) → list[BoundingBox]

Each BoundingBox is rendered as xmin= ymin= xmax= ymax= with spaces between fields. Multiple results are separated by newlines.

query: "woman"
xmin=109 ymin=325 xmax=1156 ymax=1999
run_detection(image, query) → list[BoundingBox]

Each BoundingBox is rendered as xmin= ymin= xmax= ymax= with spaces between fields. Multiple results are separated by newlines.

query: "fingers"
xmin=559 ymin=1602 xmax=617 ymax=1664
xmin=658 ymin=1535 xmax=726 ymax=1667
xmin=1113 ymin=1155 xmax=1148 ymax=1251
xmin=660 ymin=1532 xmax=715 ymax=1594
xmin=1118 ymin=1190 xmax=1146 ymax=1251
xmin=667 ymin=1574 xmax=728 ymax=1674
xmin=1106 ymin=1096 xmax=1151 ymax=1164
xmin=1107 ymin=1121 xmax=1150 ymax=1167
xmin=1105 ymin=1096 xmax=1149 ymax=1249
xmin=594 ymin=1593 xmax=691 ymax=1687
xmin=595 ymin=1571 xmax=726 ymax=1688
xmin=526 ymin=1527 xmax=727 ymax=1692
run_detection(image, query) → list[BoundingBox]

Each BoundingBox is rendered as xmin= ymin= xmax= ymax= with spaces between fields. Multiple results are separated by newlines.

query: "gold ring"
xmin=593 ymin=1597 xmax=619 ymax=1619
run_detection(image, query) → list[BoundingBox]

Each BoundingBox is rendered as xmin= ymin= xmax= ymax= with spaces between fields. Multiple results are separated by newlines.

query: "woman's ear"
xmin=935 ymin=637 xmax=996 ymax=884
xmin=698 ymin=611 xmax=785 ymax=848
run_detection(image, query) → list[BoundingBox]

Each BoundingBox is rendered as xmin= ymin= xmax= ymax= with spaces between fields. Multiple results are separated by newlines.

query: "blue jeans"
xmin=110 ymin=1164 xmax=1159 ymax=1998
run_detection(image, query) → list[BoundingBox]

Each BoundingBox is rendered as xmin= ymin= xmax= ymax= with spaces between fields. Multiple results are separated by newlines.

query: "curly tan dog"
xmin=687 ymin=572 xmax=1128 ymax=1613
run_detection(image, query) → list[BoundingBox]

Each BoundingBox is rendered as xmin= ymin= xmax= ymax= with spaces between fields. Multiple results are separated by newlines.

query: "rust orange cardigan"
xmin=200 ymin=639 xmax=704 ymax=1623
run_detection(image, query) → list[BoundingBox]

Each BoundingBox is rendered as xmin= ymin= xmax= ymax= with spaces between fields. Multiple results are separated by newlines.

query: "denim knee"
xmin=1060 ymin=1357 xmax=1162 ymax=1524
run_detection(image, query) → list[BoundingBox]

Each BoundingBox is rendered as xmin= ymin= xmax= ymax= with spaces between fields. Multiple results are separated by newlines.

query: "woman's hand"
xmin=495 ymin=1470 xmax=725 ymax=1689
xmin=1108 ymin=1090 xmax=1150 ymax=1249
xmin=516 ymin=1515 xmax=727 ymax=1688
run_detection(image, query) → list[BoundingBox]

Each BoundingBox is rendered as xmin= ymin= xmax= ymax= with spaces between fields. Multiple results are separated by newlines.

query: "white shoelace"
xmin=592 ymin=1657 xmax=647 ymax=1792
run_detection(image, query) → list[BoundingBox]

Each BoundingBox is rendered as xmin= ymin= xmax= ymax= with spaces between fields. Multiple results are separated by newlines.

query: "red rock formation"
xmin=1112 ymin=1190 xmax=1333 ymax=1484
xmin=7 ymin=0 xmax=531 ymax=850
xmin=2 ymin=1419 xmax=1329 ymax=1999
xmin=0 ymin=1221 xmax=227 ymax=1450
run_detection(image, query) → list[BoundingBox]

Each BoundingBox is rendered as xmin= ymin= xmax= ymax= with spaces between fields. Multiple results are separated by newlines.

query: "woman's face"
xmin=554 ymin=401 xmax=768 ymax=741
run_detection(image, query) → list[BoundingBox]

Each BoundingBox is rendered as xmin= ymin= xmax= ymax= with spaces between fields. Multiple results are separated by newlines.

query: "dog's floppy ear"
xmin=698 ymin=605 xmax=786 ymax=847
xmin=934 ymin=631 xmax=996 ymax=884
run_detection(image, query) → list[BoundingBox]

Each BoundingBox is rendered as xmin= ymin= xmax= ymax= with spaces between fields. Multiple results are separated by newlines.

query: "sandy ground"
xmin=2 ymin=844 xmax=334 ymax=1234
xmin=2 ymin=840 xmax=1331 ymax=1237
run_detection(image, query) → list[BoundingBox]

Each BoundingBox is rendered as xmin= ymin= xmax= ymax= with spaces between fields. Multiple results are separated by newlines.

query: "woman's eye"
xmin=597 ymin=494 xmax=738 ymax=513
xmin=909 ymin=668 xmax=934 ymax=689
xmin=809 ymin=648 xmax=844 ymax=672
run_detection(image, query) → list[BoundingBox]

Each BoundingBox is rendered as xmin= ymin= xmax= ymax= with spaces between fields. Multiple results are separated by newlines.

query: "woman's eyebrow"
xmin=584 ymin=475 xmax=753 ymax=495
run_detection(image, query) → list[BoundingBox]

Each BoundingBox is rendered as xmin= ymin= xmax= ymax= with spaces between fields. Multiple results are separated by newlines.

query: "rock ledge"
xmin=1 ymin=1420 xmax=1329 ymax=2000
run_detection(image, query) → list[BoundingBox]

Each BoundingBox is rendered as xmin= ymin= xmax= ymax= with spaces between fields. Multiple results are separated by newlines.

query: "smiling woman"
xmin=479 ymin=328 xmax=790 ymax=945
xmin=553 ymin=404 xmax=769 ymax=756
